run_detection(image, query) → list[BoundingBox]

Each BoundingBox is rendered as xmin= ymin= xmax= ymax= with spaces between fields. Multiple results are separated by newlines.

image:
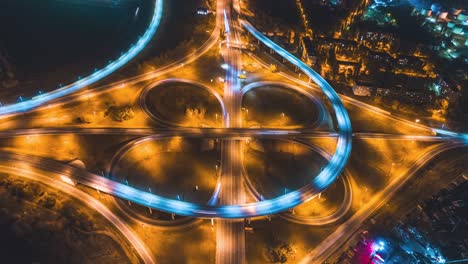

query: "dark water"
xmin=0 ymin=0 xmax=152 ymax=97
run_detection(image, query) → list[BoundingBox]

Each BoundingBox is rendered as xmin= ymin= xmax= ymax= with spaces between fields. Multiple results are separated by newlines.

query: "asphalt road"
xmin=0 ymin=160 xmax=155 ymax=264
xmin=216 ymin=1 xmax=246 ymax=263
xmin=0 ymin=0 xmax=468 ymax=262
xmin=0 ymin=0 xmax=163 ymax=116
xmin=299 ymin=142 xmax=465 ymax=263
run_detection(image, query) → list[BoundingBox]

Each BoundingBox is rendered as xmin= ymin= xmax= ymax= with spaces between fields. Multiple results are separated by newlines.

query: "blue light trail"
xmin=94 ymin=20 xmax=353 ymax=219
xmin=0 ymin=0 xmax=164 ymax=116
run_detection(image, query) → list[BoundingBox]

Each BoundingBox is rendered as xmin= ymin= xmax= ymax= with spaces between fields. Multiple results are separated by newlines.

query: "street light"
xmin=387 ymin=162 xmax=396 ymax=177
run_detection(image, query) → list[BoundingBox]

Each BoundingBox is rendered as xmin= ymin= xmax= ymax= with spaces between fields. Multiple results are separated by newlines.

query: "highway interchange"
xmin=0 ymin=0 xmax=467 ymax=263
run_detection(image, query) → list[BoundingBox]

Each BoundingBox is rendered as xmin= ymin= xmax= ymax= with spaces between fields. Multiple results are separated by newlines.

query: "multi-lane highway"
xmin=4 ymin=9 xmax=360 ymax=221
xmin=3 ymin=0 xmax=358 ymax=221
xmin=299 ymin=142 xmax=465 ymax=263
xmin=5 ymin=22 xmax=364 ymax=219
xmin=217 ymin=2 xmax=246 ymax=263
xmin=0 ymin=127 xmax=465 ymax=142
xmin=0 ymin=5 xmax=465 ymax=217
xmin=1 ymin=0 xmax=468 ymax=263
xmin=0 ymin=157 xmax=155 ymax=264
xmin=240 ymin=17 xmax=466 ymax=263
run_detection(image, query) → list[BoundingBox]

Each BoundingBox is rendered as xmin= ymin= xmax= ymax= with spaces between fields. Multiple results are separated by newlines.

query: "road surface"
xmin=0 ymin=0 xmax=163 ymax=116
xmin=0 ymin=159 xmax=155 ymax=264
xmin=299 ymin=142 xmax=465 ymax=263
xmin=1 ymin=1 xmax=468 ymax=262
xmin=216 ymin=1 xmax=246 ymax=263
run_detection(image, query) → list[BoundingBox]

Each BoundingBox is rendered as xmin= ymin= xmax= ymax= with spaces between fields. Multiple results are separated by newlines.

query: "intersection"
xmin=0 ymin=0 xmax=466 ymax=263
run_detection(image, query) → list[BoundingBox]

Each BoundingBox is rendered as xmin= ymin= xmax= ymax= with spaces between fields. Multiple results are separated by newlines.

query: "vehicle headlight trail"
xmin=96 ymin=20 xmax=353 ymax=219
xmin=0 ymin=0 xmax=164 ymax=116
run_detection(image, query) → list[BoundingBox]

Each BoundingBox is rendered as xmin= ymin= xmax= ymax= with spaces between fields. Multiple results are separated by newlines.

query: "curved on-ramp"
xmin=107 ymin=134 xmax=223 ymax=211
xmin=299 ymin=142 xmax=466 ymax=263
xmin=0 ymin=2 xmax=223 ymax=122
xmin=0 ymin=0 xmax=164 ymax=117
xmin=139 ymin=78 xmax=227 ymax=127
xmin=0 ymin=157 xmax=155 ymax=264
xmin=0 ymin=19 xmax=352 ymax=219
xmin=242 ymin=139 xmax=353 ymax=226
xmin=241 ymin=81 xmax=330 ymax=129
xmin=41 ymin=16 xmax=353 ymax=219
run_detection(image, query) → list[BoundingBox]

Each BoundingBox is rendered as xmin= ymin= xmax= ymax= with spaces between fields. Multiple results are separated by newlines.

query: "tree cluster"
xmin=107 ymin=105 xmax=135 ymax=122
